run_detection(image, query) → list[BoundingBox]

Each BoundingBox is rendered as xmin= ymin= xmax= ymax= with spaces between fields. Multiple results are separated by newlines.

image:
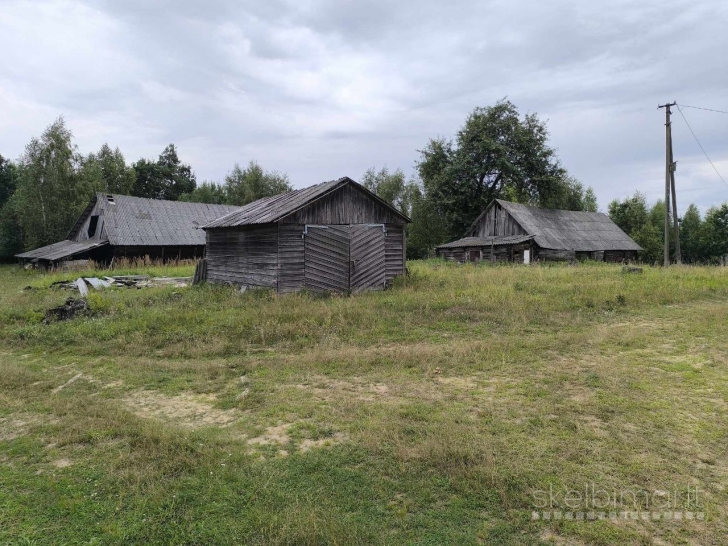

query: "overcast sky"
xmin=1 ymin=0 xmax=727 ymax=213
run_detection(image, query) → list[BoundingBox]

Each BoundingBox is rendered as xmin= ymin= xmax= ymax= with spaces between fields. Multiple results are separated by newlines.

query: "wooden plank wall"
xmin=206 ymin=226 xmax=278 ymax=288
xmin=281 ymin=184 xmax=405 ymax=225
xmin=534 ymin=248 xmax=575 ymax=261
xmin=384 ymin=224 xmax=405 ymax=283
xmin=350 ymin=225 xmax=386 ymax=292
xmin=277 ymin=224 xmax=305 ymax=293
xmin=469 ymin=203 xmax=527 ymax=238
xmin=604 ymin=250 xmax=638 ymax=263
xmin=279 ymin=222 xmax=406 ymax=292
xmin=304 ymin=225 xmax=351 ymax=292
xmin=437 ymin=248 xmax=466 ymax=262
xmin=436 ymin=243 xmax=532 ymax=263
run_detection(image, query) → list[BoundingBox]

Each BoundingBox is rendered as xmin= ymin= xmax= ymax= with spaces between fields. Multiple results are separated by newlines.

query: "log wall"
xmin=205 ymin=225 xmax=278 ymax=288
xmin=533 ymin=248 xmax=576 ymax=261
xmin=277 ymin=224 xmax=305 ymax=293
xmin=436 ymin=242 xmax=533 ymax=263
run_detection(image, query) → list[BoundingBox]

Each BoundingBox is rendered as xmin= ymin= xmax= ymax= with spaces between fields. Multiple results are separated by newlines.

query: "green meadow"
xmin=0 ymin=261 xmax=726 ymax=545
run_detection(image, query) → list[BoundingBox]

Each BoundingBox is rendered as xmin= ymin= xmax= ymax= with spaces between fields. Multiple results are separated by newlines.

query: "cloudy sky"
xmin=1 ymin=0 xmax=727 ymax=213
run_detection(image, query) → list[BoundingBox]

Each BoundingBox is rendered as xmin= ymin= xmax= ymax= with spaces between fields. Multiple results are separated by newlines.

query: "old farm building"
xmin=16 ymin=193 xmax=240 ymax=267
xmin=436 ymin=199 xmax=641 ymax=263
xmin=202 ymin=177 xmax=410 ymax=293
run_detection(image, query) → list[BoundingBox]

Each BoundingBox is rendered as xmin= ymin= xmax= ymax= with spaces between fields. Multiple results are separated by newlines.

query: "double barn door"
xmin=304 ymin=224 xmax=386 ymax=293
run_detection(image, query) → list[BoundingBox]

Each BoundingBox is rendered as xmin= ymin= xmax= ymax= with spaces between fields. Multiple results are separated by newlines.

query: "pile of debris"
xmin=51 ymin=275 xmax=192 ymax=295
xmin=44 ymin=297 xmax=90 ymax=323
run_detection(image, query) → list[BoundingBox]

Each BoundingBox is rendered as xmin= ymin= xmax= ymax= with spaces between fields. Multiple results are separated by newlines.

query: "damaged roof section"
xmin=16 ymin=239 xmax=109 ymax=262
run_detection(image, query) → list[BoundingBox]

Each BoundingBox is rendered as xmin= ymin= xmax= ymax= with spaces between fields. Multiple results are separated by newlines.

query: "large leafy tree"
xmin=406 ymin=182 xmax=449 ymax=259
xmin=417 ymin=100 xmax=591 ymax=238
xmin=132 ymin=144 xmax=196 ymax=200
xmin=224 ymin=161 xmax=291 ymax=206
xmin=12 ymin=117 xmax=94 ymax=250
xmin=360 ymin=166 xmax=413 ymax=216
xmin=539 ymin=175 xmax=598 ymax=212
xmin=608 ymin=193 xmax=676 ymax=264
xmin=179 ymin=181 xmax=227 ymax=204
xmin=608 ymin=192 xmax=650 ymax=237
xmin=79 ymin=143 xmax=135 ymax=195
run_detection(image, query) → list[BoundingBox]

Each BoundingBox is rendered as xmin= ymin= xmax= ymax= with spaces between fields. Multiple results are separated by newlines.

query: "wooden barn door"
xmin=349 ymin=224 xmax=386 ymax=293
xmin=304 ymin=225 xmax=350 ymax=292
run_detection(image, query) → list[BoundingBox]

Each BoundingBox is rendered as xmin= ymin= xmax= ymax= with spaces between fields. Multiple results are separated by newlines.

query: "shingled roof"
xmin=79 ymin=194 xmax=240 ymax=246
xmin=466 ymin=200 xmax=642 ymax=252
xmin=16 ymin=194 xmax=241 ymax=262
xmin=202 ymin=177 xmax=410 ymax=229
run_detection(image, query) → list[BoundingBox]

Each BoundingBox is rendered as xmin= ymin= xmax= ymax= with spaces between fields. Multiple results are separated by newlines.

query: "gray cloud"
xmin=1 ymin=0 xmax=727 ymax=213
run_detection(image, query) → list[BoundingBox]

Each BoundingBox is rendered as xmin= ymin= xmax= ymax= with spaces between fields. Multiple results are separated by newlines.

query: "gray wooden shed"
xmin=202 ymin=177 xmax=410 ymax=293
xmin=436 ymin=199 xmax=642 ymax=263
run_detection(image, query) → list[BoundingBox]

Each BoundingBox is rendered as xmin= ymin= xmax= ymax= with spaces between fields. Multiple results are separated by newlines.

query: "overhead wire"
xmin=678 ymin=104 xmax=728 ymax=115
xmin=675 ymin=105 xmax=728 ymax=191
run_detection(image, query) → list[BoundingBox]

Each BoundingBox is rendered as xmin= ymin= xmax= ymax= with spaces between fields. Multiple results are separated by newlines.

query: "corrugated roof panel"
xmin=16 ymin=240 xmax=109 ymax=261
xmin=101 ymin=194 xmax=240 ymax=246
xmin=493 ymin=200 xmax=642 ymax=252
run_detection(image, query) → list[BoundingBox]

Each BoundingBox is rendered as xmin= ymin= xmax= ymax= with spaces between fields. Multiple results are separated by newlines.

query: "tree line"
xmin=3 ymin=101 xmax=725 ymax=263
xmin=0 ymin=117 xmax=291 ymax=260
xmin=608 ymin=193 xmax=728 ymax=264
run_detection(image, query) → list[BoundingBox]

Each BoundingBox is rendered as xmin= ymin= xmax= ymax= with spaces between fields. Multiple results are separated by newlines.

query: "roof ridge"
xmin=201 ymin=176 xmax=409 ymax=229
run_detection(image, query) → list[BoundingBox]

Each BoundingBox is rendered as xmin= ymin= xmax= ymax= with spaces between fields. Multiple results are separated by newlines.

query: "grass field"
xmin=1 ymin=260 xmax=727 ymax=545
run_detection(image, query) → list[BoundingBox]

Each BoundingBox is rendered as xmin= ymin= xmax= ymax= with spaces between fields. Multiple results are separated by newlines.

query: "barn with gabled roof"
xmin=16 ymin=193 xmax=240 ymax=267
xmin=201 ymin=177 xmax=410 ymax=293
xmin=436 ymin=199 xmax=641 ymax=263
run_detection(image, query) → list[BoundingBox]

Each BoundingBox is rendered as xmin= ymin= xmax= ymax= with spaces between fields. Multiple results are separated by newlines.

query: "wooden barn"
xmin=202 ymin=177 xmax=410 ymax=293
xmin=16 ymin=193 xmax=240 ymax=267
xmin=436 ymin=199 xmax=641 ymax=263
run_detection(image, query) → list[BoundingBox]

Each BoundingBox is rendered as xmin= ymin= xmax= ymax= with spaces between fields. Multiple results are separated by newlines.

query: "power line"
xmin=676 ymin=105 xmax=728 ymax=191
xmin=678 ymin=104 xmax=728 ymax=115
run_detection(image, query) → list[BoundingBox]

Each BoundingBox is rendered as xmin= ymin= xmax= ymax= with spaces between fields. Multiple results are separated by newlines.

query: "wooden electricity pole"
xmin=658 ymin=101 xmax=680 ymax=266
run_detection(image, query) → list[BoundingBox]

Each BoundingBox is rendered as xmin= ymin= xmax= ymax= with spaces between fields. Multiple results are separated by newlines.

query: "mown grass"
xmin=1 ymin=260 xmax=727 ymax=544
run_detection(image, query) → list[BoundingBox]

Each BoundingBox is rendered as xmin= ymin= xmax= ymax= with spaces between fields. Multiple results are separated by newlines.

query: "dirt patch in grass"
xmin=299 ymin=433 xmax=347 ymax=453
xmin=122 ymin=390 xmax=239 ymax=428
xmin=293 ymin=377 xmax=395 ymax=403
xmin=247 ymin=423 xmax=293 ymax=447
xmin=51 ymin=458 xmax=72 ymax=468
xmin=247 ymin=422 xmax=347 ymax=455
xmin=0 ymin=413 xmax=58 ymax=441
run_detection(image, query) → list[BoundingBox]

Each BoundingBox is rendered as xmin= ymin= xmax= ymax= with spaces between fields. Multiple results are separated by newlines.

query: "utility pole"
xmin=658 ymin=102 xmax=678 ymax=266
xmin=669 ymin=128 xmax=681 ymax=264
